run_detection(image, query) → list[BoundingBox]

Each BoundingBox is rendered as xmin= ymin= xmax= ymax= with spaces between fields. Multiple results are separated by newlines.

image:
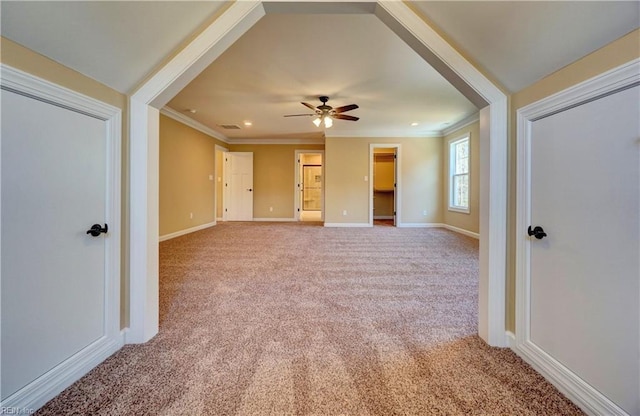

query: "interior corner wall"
xmin=325 ymin=137 xmax=443 ymax=225
xmin=228 ymin=143 xmax=325 ymax=219
xmin=442 ymin=120 xmax=480 ymax=233
xmin=159 ymin=115 xmax=227 ymax=236
xmin=505 ymin=28 xmax=640 ymax=333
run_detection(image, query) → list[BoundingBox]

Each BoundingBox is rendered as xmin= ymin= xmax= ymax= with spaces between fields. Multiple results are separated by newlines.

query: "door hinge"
xmin=297 ymin=208 xmax=300 ymax=212
xmin=394 ymin=154 xmax=397 ymax=159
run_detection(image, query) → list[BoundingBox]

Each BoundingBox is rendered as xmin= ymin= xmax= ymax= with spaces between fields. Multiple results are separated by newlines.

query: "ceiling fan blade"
xmin=301 ymin=102 xmax=317 ymax=111
xmin=333 ymin=104 xmax=359 ymax=113
xmin=284 ymin=114 xmax=315 ymax=117
xmin=333 ymin=114 xmax=359 ymax=121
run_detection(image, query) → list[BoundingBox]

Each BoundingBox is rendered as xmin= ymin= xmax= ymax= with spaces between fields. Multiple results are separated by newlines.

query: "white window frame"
xmin=448 ymin=134 xmax=471 ymax=214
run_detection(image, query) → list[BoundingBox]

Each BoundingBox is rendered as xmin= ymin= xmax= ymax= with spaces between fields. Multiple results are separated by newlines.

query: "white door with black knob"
xmin=517 ymin=67 xmax=639 ymax=415
xmin=1 ymin=66 xmax=122 ymax=411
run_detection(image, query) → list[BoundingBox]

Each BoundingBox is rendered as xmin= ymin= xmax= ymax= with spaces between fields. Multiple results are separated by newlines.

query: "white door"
xmin=526 ymin=85 xmax=639 ymax=414
xmin=1 ymin=67 xmax=121 ymax=411
xmin=225 ymin=152 xmax=253 ymax=221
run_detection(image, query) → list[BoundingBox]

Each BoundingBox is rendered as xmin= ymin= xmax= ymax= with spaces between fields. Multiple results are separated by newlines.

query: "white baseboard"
xmin=397 ymin=222 xmax=443 ymax=228
xmin=512 ymin=340 xmax=629 ymax=416
xmin=442 ymin=224 xmax=480 ymax=239
xmin=159 ymin=221 xmax=216 ymax=242
xmin=2 ymin=334 xmax=124 ymax=413
xmin=252 ymin=217 xmax=297 ymax=222
xmin=324 ymin=222 xmax=372 ymax=228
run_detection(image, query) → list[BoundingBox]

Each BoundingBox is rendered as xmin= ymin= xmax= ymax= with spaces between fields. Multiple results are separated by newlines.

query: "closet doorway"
xmin=295 ymin=150 xmax=324 ymax=222
xmin=371 ymin=145 xmax=399 ymax=227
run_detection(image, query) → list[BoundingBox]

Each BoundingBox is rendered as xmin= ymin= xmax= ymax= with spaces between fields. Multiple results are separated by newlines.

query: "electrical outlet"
xmin=208 ymin=174 xmax=214 ymax=181
xmin=269 ymin=207 xmax=273 ymax=212
xmin=423 ymin=210 xmax=427 ymax=216
xmin=342 ymin=210 xmax=347 ymax=216
xmin=189 ymin=212 xmax=193 ymax=220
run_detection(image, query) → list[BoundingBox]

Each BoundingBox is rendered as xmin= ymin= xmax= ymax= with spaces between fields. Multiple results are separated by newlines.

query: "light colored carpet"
xmin=38 ymin=222 xmax=583 ymax=415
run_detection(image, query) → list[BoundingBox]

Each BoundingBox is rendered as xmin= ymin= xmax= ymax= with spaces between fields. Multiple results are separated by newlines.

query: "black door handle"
xmin=86 ymin=223 xmax=108 ymax=237
xmin=247 ymin=188 xmax=253 ymax=192
xmin=528 ymin=225 xmax=547 ymax=240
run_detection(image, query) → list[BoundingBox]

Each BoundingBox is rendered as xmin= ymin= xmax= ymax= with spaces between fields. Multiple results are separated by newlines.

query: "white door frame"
xmin=515 ymin=59 xmax=640 ymax=415
xmin=1 ymin=64 xmax=123 ymax=411
xmin=128 ymin=1 xmax=508 ymax=347
xmin=294 ymin=149 xmax=325 ymax=221
xmin=369 ymin=144 xmax=400 ymax=226
xmin=215 ymin=145 xmax=228 ymax=222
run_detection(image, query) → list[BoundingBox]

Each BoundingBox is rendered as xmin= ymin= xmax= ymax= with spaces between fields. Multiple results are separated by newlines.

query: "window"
xmin=449 ymin=135 xmax=470 ymax=213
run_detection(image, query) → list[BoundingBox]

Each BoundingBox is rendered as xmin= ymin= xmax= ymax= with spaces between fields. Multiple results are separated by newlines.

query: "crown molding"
xmin=328 ymin=131 xmax=443 ymax=139
xmin=442 ymin=113 xmax=480 ymax=136
xmin=160 ymin=106 xmax=229 ymax=143
xmin=226 ymin=137 xmax=326 ymax=145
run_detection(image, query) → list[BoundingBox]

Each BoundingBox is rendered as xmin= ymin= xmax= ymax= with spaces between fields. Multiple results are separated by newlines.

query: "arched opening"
xmin=128 ymin=1 xmax=507 ymax=346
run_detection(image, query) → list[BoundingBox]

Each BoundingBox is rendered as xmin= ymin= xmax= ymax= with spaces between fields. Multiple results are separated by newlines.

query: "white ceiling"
xmin=167 ymin=13 xmax=478 ymax=140
xmin=0 ymin=1 xmax=227 ymax=93
xmin=411 ymin=1 xmax=640 ymax=92
xmin=1 ymin=1 xmax=638 ymax=141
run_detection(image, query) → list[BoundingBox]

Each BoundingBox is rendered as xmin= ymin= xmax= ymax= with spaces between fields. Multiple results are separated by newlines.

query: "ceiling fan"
xmin=284 ymin=96 xmax=359 ymax=128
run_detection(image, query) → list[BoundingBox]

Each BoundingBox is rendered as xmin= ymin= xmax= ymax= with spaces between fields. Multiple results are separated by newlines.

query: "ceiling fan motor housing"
xmin=317 ymin=96 xmax=332 ymax=112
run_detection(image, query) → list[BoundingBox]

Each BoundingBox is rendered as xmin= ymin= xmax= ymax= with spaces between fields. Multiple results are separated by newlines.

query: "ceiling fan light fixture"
xmin=285 ymin=96 xmax=358 ymax=128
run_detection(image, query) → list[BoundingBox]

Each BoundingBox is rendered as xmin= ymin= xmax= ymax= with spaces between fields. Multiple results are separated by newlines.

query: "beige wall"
xmin=505 ymin=28 xmax=640 ymax=333
xmin=159 ymin=115 xmax=227 ymax=235
xmin=228 ymin=144 xmax=325 ymax=219
xmin=0 ymin=37 xmax=131 ymax=328
xmin=325 ymin=137 xmax=442 ymax=224
xmin=442 ymin=120 xmax=480 ymax=233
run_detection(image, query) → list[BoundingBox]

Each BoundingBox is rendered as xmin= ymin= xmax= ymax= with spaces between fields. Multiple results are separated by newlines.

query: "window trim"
xmin=448 ymin=133 xmax=471 ymax=214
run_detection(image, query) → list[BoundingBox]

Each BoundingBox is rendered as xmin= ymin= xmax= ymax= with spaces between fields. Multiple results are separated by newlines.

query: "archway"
xmin=128 ymin=1 xmax=507 ymax=346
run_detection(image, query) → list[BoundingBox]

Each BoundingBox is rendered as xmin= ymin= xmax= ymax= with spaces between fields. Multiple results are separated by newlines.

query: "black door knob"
xmin=247 ymin=188 xmax=253 ymax=192
xmin=528 ymin=225 xmax=547 ymax=240
xmin=86 ymin=223 xmax=108 ymax=237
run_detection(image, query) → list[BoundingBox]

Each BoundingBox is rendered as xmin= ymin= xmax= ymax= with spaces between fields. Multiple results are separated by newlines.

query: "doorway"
xmin=129 ymin=0 xmax=509 ymax=346
xmin=372 ymin=148 xmax=397 ymax=226
xmin=214 ymin=145 xmax=228 ymax=222
xmin=370 ymin=144 xmax=400 ymax=226
xmin=295 ymin=150 xmax=324 ymax=222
